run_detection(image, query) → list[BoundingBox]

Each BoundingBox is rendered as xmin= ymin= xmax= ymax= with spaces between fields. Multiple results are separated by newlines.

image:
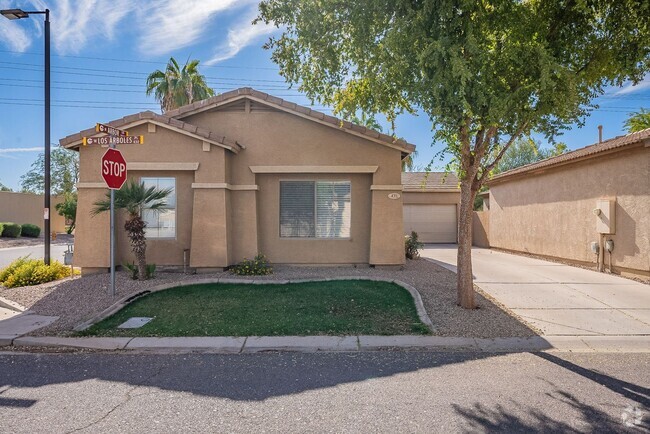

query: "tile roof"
xmin=401 ymin=172 xmax=460 ymax=191
xmin=489 ymin=128 xmax=650 ymax=183
xmin=59 ymin=111 xmax=242 ymax=152
xmin=164 ymin=87 xmax=416 ymax=154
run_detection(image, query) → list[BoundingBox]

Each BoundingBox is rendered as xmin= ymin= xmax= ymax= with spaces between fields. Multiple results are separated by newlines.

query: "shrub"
xmin=231 ymin=253 xmax=273 ymax=276
xmin=0 ymin=223 xmax=4 ymax=236
xmin=123 ymin=262 xmax=156 ymax=280
xmin=405 ymin=231 xmax=424 ymax=259
xmin=0 ymin=257 xmax=74 ymax=288
xmin=21 ymin=223 xmax=41 ymax=238
xmin=0 ymin=222 xmax=21 ymax=238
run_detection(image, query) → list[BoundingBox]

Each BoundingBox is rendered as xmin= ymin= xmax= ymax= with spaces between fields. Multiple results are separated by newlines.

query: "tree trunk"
xmin=457 ymin=178 xmax=476 ymax=309
xmin=124 ymin=216 xmax=148 ymax=280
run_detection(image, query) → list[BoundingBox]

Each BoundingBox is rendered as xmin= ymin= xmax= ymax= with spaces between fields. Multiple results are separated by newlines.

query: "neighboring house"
xmin=483 ymin=128 xmax=650 ymax=279
xmin=59 ymin=88 xmax=415 ymax=274
xmin=401 ymin=172 xmax=460 ymax=243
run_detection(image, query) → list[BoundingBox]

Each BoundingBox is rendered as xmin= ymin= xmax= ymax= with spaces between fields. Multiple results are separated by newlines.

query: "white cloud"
xmin=0 ymin=0 xmax=32 ymax=51
xmin=615 ymin=75 xmax=650 ymax=95
xmin=136 ymin=0 xmax=256 ymax=56
xmin=0 ymin=147 xmax=42 ymax=159
xmin=206 ymin=10 xmax=278 ymax=64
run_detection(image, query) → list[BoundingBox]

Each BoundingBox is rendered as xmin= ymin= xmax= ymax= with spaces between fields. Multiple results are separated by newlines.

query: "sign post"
xmin=90 ymin=123 xmax=131 ymax=297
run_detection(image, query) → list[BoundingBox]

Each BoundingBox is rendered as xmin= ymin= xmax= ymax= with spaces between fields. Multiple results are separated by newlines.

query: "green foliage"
xmin=56 ymin=192 xmax=77 ymax=234
xmin=494 ymin=138 xmax=568 ymax=174
xmin=146 ymin=57 xmax=215 ymax=113
xmin=0 ymin=181 xmax=11 ymax=191
xmin=405 ymin=231 xmax=424 ymax=260
xmin=20 ymin=223 xmax=41 ymax=238
xmin=20 ymin=148 xmax=79 ymax=195
xmin=0 ymin=223 xmax=3 ymax=236
xmin=0 ymin=222 xmax=21 ymax=238
xmin=624 ymin=109 xmax=650 ymax=133
xmin=92 ymin=179 xmax=171 ymax=219
xmin=0 ymin=256 xmax=74 ymax=288
xmin=231 ymin=253 xmax=273 ymax=276
xmin=123 ymin=262 xmax=156 ymax=280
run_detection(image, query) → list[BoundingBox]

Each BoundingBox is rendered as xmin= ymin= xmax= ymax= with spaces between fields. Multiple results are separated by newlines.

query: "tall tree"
xmin=624 ymin=108 xmax=650 ymax=133
xmin=494 ymin=138 xmax=567 ymax=174
xmin=146 ymin=57 xmax=215 ymax=113
xmin=92 ymin=180 xmax=171 ymax=280
xmin=258 ymin=0 xmax=649 ymax=308
xmin=0 ymin=181 xmax=11 ymax=191
xmin=20 ymin=147 xmax=79 ymax=195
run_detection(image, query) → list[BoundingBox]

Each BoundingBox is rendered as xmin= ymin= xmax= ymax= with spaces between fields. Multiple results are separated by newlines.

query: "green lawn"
xmin=82 ymin=280 xmax=431 ymax=337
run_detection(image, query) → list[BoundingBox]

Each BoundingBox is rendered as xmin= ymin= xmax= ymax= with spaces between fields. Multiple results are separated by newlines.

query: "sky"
xmin=0 ymin=0 xmax=648 ymax=190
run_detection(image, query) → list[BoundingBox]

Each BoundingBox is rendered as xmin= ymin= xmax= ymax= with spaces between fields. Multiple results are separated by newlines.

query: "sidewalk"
xmin=4 ymin=334 xmax=650 ymax=353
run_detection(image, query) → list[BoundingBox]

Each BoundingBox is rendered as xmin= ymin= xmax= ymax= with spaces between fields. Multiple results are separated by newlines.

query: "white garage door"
xmin=403 ymin=204 xmax=457 ymax=243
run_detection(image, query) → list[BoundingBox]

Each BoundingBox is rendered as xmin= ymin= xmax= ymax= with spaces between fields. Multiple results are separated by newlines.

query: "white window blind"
xmin=141 ymin=177 xmax=176 ymax=239
xmin=280 ymin=181 xmax=351 ymax=238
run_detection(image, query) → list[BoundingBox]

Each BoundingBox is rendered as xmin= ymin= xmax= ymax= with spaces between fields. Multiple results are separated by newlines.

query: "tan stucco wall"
xmin=472 ymin=211 xmax=489 ymax=248
xmin=402 ymin=191 xmax=460 ymax=205
xmin=72 ymin=101 xmax=407 ymax=271
xmin=488 ymin=144 xmax=650 ymax=278
xmin=0 ymin=191 xmax=66 ymax=234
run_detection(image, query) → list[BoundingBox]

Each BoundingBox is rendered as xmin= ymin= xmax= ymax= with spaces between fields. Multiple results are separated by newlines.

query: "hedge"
xmin=0 ymin=222 xmax=21 ymax=238
xmin=21 ymin=223 xmax=41 ymax=238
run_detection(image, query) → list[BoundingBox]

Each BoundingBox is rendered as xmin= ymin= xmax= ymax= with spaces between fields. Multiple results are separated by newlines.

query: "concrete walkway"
xmin=421 ymin=245 xmax=650 ymax=336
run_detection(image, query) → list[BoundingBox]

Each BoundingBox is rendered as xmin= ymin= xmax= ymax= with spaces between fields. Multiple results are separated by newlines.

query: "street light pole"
xmin=1 ymin=8 xmax=51 ymax=264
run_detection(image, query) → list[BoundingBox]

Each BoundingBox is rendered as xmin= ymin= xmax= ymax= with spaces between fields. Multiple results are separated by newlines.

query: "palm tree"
xmin=146 ymin=57 xmax=215 ymax=113
xmin=92 ymin=180 xmax=172 ymax=280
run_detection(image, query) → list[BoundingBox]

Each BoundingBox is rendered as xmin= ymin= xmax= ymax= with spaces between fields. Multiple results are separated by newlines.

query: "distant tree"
xmin=20 ymin=148 xmax=79 ymax=195
xmin=494 ymin=138 xmax=567 ymax=174
xmin=146 ymin=57 xmax=214 ymax=113
xmin=55 ymin=192 xmax=77 ymax=234
xmin=258 ymin=0 xmax=649 ymax=308
xmin=624 ymin=108 xmax=650 ymax=133
xmin=92 ymin=180 xmax=171 ymax=280
xmin=0 ymin=181 xmax=11 ymax=191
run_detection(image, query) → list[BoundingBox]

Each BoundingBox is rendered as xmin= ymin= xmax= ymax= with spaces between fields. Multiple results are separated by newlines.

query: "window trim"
xmin=279 ymin=179 xmax=352 ymax=240
xmin=140 ymin=176 xmax=177 ymax=240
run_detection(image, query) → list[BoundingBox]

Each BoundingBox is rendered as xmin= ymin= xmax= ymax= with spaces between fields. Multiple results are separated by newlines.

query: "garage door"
xmin=403 ymin=204 xmax=457 ymax=243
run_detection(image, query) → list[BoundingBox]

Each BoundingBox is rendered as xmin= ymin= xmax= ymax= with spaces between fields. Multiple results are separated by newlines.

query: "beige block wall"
xmin=402 ymin=191 xmax=460 ymax=205
xmin=472 ymin=211 xmax=490 ymax=248
xmin=0 ymin=191 xmax=66 ymax=234
xmin=488 ymin=145 xmax=650 ymax=277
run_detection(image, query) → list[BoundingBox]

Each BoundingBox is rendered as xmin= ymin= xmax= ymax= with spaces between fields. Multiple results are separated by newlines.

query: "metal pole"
xmin=110 ymin=140 xmax=116 ymax=297
xmin=44 ymin=9 xmax=50 ymax=265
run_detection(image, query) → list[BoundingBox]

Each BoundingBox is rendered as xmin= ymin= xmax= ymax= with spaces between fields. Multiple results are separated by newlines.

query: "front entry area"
xmin=403 ymin=204 xmax=457 ymax=243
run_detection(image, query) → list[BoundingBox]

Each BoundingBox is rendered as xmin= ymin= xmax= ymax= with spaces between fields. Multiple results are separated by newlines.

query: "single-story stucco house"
xmin=482 ymin=128 xmax=650 ymax=279
xmin=401 ymin=172 xmax=460 ymax=243
xmin=59 ymin=88 xmax=416 ymax=274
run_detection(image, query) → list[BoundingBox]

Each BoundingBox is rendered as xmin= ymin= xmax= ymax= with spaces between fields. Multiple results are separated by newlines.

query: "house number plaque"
xmin=388 ymin=193 xmax=401 ymax=200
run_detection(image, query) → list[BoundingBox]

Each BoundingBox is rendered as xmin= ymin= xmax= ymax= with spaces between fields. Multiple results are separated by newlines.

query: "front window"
xmin=141 ymin=177 xmax=176 ymax=239
xmin=280 ymin=181 xmax=351 ymax=238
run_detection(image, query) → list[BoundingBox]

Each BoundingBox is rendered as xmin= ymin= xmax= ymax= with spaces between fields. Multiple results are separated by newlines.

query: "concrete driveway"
xmin=422 ymin=245 xmax=650 ymax=336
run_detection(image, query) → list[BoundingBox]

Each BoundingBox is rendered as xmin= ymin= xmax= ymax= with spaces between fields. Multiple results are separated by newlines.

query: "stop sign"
xmin=101 ymin=148 xmax=127 ymax=190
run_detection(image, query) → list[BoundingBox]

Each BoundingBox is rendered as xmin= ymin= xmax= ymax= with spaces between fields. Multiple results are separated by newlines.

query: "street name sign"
xmin=101 ymin=148 xmax=127 ymax=190
xmin=83 ymin=135 xmax=144 ymax=146
xmin=96 ymin=123 xmax=128 ymax=137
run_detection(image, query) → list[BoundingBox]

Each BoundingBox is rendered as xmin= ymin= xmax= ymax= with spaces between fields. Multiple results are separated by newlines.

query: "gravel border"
xmin=0 ymin=259 xmax=537 ymax=338
xmin=0 ymin=234 xmax=74 ymax=249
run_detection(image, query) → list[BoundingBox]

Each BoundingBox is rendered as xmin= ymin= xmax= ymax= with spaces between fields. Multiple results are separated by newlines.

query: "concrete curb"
xmin=0 ymin=296 xmax=27 ymax=313
xmin=73 ymin=277 xmax=435 ymax=333
xmin=3 ymin=335 xmax=649 ymax=353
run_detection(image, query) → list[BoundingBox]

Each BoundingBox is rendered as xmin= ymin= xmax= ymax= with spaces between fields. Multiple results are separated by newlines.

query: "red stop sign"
xmin=101 ymin=148 xmax=127 ymax=190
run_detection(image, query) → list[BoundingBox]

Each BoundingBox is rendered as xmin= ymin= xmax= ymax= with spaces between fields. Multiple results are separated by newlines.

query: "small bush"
xmin=231 ymin=253 xmax=273 ymax=276
xmin=0 ymin=222 xmax=21 ymax=238
xmin=0 ymin=223 xmax=4 ymax=236
xmin=0 ymin=256 xmax=74 ymax=288
xmin=123 ymin=262 xmax=156 ymax=280
xmin=405 ymin=231 xmax=424 ymax=259
xmin=21 ymin=223 xmax=41 ymax=238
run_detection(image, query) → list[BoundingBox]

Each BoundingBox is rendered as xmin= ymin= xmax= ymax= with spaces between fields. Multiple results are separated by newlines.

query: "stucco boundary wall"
xmin=73 ymin=277 xmax=435 ymax=333
xmin=472 ymin=211 xmax=489 ymax=248
xmin=0 ymin=191 xmax=66 ymax=234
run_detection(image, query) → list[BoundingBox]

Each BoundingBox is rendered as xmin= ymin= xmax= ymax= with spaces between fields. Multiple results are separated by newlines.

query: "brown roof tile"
xmin=401 ymin=172 xmax=460 ymax=191
xmin=489 ymin=128 xmax=650 ymax=183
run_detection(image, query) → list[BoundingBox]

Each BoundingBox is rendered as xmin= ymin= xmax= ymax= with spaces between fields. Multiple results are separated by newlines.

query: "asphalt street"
xmin=0 ymin=244 xmax=68 ymax=268
xmin=0 ymin=351 xmax=648 ymax=433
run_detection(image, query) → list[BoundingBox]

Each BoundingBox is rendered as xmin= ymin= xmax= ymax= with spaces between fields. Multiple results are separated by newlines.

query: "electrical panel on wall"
xmin=595 ymin=199 xmax=616 ymax=234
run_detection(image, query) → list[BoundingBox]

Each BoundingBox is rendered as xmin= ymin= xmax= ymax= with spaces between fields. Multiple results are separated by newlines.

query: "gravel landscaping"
xmin=0 ymin=259 xmax=537 ymax=338
xmin=0 ymin=233 xmax=74 ymax=249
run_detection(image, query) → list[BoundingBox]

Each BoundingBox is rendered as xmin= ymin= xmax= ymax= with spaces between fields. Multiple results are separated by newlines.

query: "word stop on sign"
xmin=103 ymin=160 xmax=126 ymax=177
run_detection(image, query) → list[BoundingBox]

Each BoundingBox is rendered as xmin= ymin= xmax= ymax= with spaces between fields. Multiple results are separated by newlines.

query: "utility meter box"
xmin=595 ymin=199 xmax=616 ymax=234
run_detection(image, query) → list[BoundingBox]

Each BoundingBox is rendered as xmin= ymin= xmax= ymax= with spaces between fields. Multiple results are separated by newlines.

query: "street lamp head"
xmin=0 ymin=8 xmax=29 ymax=19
